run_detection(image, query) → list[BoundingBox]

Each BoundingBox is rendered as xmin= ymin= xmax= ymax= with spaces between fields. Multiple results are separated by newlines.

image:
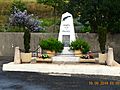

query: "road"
xmin=0 ymin=56 xmax=120 ymax=90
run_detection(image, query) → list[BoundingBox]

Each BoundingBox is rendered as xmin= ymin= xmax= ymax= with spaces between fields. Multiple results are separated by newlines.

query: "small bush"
xmin=24 ymin=29 xmax=31 ymax=53
xmin=70 ymin=39 xmax=90 ymax=54
xmin=98 ymin=26 xmax=107 ymax=54
xmin=39 ymin=38 xmax=64 ymax=53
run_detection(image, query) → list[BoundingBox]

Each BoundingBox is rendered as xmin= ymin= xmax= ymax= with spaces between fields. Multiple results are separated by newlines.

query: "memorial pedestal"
xmin=14 ymin=47 xmax=21 ymax=64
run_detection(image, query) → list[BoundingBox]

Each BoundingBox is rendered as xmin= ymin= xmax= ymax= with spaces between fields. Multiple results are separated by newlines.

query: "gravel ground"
xmin=0 ymin=56 xmax=120 ymax=90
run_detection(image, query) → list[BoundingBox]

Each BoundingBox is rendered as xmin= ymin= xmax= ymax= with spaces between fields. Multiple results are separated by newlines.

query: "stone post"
xmin=106 ymin=48 xmax=114 ymax=66
xmin=14 ymin=47 xmax=21 ymax=64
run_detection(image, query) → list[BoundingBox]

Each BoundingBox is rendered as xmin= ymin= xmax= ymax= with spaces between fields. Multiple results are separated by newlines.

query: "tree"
xmin=9 ymin=7 xmax=42 ymax=53
xmin=78 ymin=0 xmax=120 ymax=33
xmin=37 ymin=0 xmax=65 ymax=32
xmin=24 ymin=28 xmax=31 ymax=53
xmin=77 ymin=0 xmax=120 ymax=53
xmin=98 ymin=26 xmax=107 ymax=54
xmin=66 ymin=0 xmax=81 ymax=17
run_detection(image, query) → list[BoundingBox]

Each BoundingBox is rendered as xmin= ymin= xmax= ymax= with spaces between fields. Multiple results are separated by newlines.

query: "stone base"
xmin=3 ymin=62 xmax=120 ymax=76
xmin=14 ymin=47 xmax=21 ymax=64
xmin=60 ymin=47 xmax=74 ymax=56
xmin=98 ymin=53 xmax=107 ymax=64
xmin=52 ymin=56 xmax=80 ymax=63
xmin=106 ymin=48 xmax=114 ymax=66
xmin=36 ymin=58 xmax=52 ymax=63
xmin=53 ymin=47 xmax=79 ymax=63
xmin=21 ymin=52 xmax=32 ymax=63
xmin=80 ymin=59 xmax=96 ymax=63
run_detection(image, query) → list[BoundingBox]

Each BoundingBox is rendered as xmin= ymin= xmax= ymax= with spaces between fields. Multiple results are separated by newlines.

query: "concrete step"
xmin=60 ymin=47 xmax=74 ymax=55
xmin=52 ymin=56 xmax=80 ymax=63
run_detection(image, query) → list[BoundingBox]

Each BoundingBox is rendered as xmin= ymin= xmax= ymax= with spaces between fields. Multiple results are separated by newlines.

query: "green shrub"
xmin=39 ymin=38 xmax=64 ymax=53
xmin=98 ymin=26 xmax=107 ymax=54
xmin=23 ymin=29 xmax=31 ymax=53
xmin=70 ymin=39 xmax=90 ymax=54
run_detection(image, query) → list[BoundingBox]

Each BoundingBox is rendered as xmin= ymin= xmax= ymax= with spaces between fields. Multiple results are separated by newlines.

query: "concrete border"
xmin=2 ymin=62 xmax=120 ymax=77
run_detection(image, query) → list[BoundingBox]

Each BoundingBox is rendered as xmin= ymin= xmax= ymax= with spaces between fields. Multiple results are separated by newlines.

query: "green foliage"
xmin=39 ymin=38 xmax=64 ymax=53
xmin=39 ymin=18 xmax=60 ymax=33
xmin=98 ymin=26 xmax=107 ymax=54
xmin=78 ymin=0 xmax=120 ymax=33
xmin=80 ymin=25 xmax=91 ymax=33
xmin=0 ymin=15 xmax=8 ymax=27
xmin=42 ymin=54 xmax=49 ymax=59
xmin=23 ymin=29 xmax=31 ymax=53
xmin=37 ymin=0 xmax=57 ymax=6
xmin=0 ymin=25 xmax=25 ymax=32
xmin=70 ymin=39 xmax=90 ymax=54
xmin=0 ymin=2 xmax=11 ymax=15
xmin=37 ymin=0 xmax=67 ymax=16
xmin=64 ymin=0 xmax=81 ymax=17
xmin=7 ymin=26 xmax=24 ymax=32
xmin=37 ymin=0 xmax=81 ymax=17
xmin=37 ymin=0 xmax=60 ymax=13
xmin=26 ymin=2 xmax=54 ymax=18
xmin=11 ymin=0 xmax=27 ymax=13
xmin=40 ymin=18 xmax=56 ymax=27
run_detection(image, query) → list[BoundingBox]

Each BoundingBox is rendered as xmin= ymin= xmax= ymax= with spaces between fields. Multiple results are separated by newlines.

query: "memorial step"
xmin=52 ymin=56 xmax=80 ymax=63
xmin=60 ymin=47 xmax=74 ymax=55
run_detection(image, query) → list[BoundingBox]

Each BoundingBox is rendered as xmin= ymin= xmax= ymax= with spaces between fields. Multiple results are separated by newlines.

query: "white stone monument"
xmin=58 ymin=12 xmax=76 ymax=55
xmin=58 ymin=12 xmax=76 ymax=44
xmin=52 ymin=12 xmax=80 ymax=63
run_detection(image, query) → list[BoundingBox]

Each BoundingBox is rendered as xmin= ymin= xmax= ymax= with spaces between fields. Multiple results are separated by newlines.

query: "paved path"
xmin=0 ymin=56 xmax=120 ymax=90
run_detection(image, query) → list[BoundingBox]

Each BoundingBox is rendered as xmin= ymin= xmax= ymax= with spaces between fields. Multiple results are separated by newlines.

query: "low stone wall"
xmin=0 ymin=32 xmax=120 ymax=62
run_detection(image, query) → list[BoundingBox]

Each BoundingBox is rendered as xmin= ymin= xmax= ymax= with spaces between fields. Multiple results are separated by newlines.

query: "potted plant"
xmin=20 ymin=28 xmax=32 ymax=63
xmin=98 ymin=26 xmax=107 ymax=64
xmin=70 ymin=39 xmax=90 ymax=56
xmin=39 ymin=38 xmax=64 ymax=57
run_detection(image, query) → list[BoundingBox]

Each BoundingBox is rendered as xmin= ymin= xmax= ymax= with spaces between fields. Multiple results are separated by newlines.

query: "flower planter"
xmin=98 ymin=53 xmax=107 ymax=64
xmin=74 ymin=50 xmax=82 ymax=57
xmin=20 ymin=52 xmax=32 ymax=63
